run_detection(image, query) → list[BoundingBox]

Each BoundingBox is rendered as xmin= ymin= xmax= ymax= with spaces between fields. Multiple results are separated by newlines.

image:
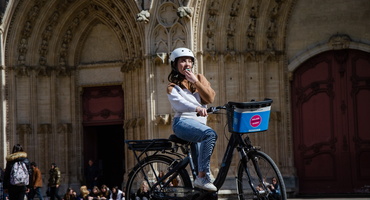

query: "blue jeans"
xmin=172 ymin=117 xmax=217 ymax=173
xmin=28 ymin=187 xmax=44 ymax=200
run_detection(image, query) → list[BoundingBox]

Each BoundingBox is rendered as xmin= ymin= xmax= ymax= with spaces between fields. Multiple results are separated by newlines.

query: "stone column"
xmin=0 ymin=28 xmax=7 ymax=166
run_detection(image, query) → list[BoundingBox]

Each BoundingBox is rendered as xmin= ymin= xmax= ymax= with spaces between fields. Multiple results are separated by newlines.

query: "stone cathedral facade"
xmin=0 ymin=0 xmax=369 ymax=196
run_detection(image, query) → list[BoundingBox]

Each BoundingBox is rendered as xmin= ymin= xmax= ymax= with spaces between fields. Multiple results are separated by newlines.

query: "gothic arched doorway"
xmin=291 ymin=49 xmax=370 ymax=194
xmin=82 ymin=85 xmax=125 ymax=189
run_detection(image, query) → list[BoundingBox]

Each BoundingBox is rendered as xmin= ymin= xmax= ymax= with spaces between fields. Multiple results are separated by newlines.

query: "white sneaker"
xmin=194 ymin=176 xmax=217 ymax=192
xmin=206 ymin=172 xmax=215 ymax=182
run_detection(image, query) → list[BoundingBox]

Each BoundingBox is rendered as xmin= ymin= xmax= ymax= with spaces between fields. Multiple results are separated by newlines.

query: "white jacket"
xmin=167 ymin=85 xmax=207 ymax=125
xmin=109 ymin=190 xmax=124 ymax=200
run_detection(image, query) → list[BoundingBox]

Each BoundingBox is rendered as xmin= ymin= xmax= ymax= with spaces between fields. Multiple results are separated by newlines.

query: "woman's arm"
xmin=167 ymin=84 xmax=198 ymax=113
xmin=194 ymin=74 xmax=215 ymax=104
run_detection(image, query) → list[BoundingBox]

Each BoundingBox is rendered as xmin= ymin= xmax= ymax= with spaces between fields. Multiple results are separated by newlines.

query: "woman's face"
xmin=176 ymin=56 xmax=193 ymax=75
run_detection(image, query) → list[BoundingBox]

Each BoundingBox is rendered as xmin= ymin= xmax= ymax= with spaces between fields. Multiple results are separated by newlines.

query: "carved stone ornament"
xmin=204 ymin=51 xmax=219 ymax=61
xmin=120 ymin=59 xmax=143 ymax=73
xmin=57 ymin=123 xmax=72 ymax=134
xmin=56 ymin=66 xmax=72 ymax=77
xmin=244 ymin=51 xmax=257 ymax=62
xmin=35 ymin=65 xmax=51 ymax=77
xmin=124 ymin=118 xmax=144 ymax=129
xmin=155 ymin=114 xmax=171 ymax=125
xmin=38 ymin=124 xmax=51 ymax=134
xmin=16 ymin=124 xmax=32 ymax=135
xmin=328 ymin=34 xmax=351 ymax=50
xmin=157 ymin=3 xmax=178 ymax=28
xmin=136 ymin=10 xmax=150 ymax=23
xmin=129 ymin=118 xmax=137 ymax=128
xmin=14 ymin=66 xmax=31 ymax=77
xmin=177 ymin=6 xmax=193 ymax=18
xmin=156 ymin=52 xmax=168 ymax=64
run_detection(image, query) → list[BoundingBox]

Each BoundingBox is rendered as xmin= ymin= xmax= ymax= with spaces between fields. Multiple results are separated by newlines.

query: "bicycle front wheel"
xmin=236 ymin=150 xmax=287 ymax=200
xmin=126 ymin=155 xmax=193 ymax=200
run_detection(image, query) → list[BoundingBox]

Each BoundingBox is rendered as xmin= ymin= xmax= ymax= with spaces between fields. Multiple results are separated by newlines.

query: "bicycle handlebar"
xmin=206 ymin=106 xmax=226 ymax=114
xmin=228 ymin=98 xmax=273 ymax=108
xmin=203 ymin=98 xmax=273 ymax=115
xmin=202 ymin=98 xmax=272 ymax=116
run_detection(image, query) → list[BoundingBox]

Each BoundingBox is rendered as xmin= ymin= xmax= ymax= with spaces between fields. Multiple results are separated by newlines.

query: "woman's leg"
xmin=172 ymin=118 xmax=217 ymax=175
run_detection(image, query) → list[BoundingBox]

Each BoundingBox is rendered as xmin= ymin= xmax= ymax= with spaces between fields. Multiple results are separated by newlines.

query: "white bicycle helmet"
xmin=169 ymin=47 xmax=195 ymax=62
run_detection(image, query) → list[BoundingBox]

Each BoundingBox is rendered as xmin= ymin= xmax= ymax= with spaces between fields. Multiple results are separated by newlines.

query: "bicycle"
xmin=125 ymin=99 xmax=287 ymax=200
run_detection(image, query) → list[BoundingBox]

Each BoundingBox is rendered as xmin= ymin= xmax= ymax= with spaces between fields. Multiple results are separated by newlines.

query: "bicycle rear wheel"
xmin=236 ymin=150 xmax=287 ymax=200
xmin=126 ymin=155 xmax=193 ymax=200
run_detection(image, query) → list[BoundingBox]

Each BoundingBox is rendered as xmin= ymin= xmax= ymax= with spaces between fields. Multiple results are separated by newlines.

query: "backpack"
xmin=10 ymin=161 xmax=29 ymax=186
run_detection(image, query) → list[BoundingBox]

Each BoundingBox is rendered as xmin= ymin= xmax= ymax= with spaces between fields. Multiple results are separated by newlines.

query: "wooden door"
xmin=291 ymin=49 xmax=370 ymax=194
xmin=82 ymin=85 xmax=125 ymax=188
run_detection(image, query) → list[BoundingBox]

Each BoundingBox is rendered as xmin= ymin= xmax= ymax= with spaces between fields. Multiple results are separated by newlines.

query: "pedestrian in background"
xmin=28 ymin=162 xmax=44 ymax=200
xmin=3 ymin=144 xmax=31 ymax=200
xmin=48 ymin=163 xmax=62 ymax=200
xmin=85 ymin=159 xmax=99 ymax=190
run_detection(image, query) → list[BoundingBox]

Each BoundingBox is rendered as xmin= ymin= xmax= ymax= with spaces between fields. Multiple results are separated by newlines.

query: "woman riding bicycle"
xmin=166 ymin=47 xmax=218 ymax=192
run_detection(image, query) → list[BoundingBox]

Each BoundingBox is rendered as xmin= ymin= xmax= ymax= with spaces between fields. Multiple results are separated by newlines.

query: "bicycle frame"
xmin=158 ymin=131 xmax=259 ymax=192
xmin=126 ymin=128 xmax=264 ymax=193
xmin=126 ymin=99 xmax=285 ymax=200
xmin=213 ymin=132 xmax=243 ymax=188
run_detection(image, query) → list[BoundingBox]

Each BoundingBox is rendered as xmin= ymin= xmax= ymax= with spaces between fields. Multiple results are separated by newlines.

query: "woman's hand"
xmin=196 ymin=106 xmax=208 ymax=117
xmin=184 ymin=70 xmax=198 ymax=83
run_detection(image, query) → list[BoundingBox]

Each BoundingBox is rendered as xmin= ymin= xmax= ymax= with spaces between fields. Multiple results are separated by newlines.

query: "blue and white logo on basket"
xmin=233 ymin=106 xmax=271 ymax=133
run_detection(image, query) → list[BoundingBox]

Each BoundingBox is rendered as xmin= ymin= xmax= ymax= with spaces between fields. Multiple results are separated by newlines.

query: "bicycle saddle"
xmin=169 ymin=134 xmax=190 ymax=145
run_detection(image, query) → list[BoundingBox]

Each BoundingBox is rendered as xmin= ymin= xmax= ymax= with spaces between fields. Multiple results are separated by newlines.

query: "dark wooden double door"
xmin=291 ymin=49 xmax=370 ymax=194
xmin=82 ymin=85 xmax=125 ymax=188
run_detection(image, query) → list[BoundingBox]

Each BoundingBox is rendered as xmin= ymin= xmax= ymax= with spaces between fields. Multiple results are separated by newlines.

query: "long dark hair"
xmin=168 ymin=58 xmax=185 ymax=85
xmin=12 ymin=144 xmax=24 ymax=153
xmin=111 ymin=186 xmax=119 ymax=200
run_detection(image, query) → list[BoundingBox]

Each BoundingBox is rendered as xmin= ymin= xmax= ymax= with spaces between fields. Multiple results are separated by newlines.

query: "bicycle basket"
xmin=226 ymin=98 xmax=272 ymax=133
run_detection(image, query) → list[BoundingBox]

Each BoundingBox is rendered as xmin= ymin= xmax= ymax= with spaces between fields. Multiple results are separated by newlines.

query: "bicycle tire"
xmin=126 ymin=155 xmax=193 ymax=200
xmin=236 ymin=150 xmax=287 ymax=200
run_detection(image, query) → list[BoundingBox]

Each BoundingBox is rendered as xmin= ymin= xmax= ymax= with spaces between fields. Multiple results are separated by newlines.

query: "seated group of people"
xmin=255 ymin=177 xmax=281 ymax=200
xmin=63 ymin=185 xmax=125 ymax=200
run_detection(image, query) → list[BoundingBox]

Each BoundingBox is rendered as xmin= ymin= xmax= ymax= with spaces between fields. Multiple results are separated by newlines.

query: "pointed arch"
xmin=151 ymin=24 xmax=169 ymax=53
xmin=288 ymin=35 xmax=370 ymax=72
xmin=4 ymin=0 xmax=144 ymax=69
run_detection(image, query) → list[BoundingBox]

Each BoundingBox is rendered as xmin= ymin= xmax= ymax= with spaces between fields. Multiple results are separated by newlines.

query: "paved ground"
xmin=216 ymin=188 xmax=370 ymax=200
xmin=218 ymin=198 xmax=370 ymax=200
xmin=218 ymin=197 xmax=370 ymax=200
xmin=216 ymin=191 xmax=370 ymax=200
